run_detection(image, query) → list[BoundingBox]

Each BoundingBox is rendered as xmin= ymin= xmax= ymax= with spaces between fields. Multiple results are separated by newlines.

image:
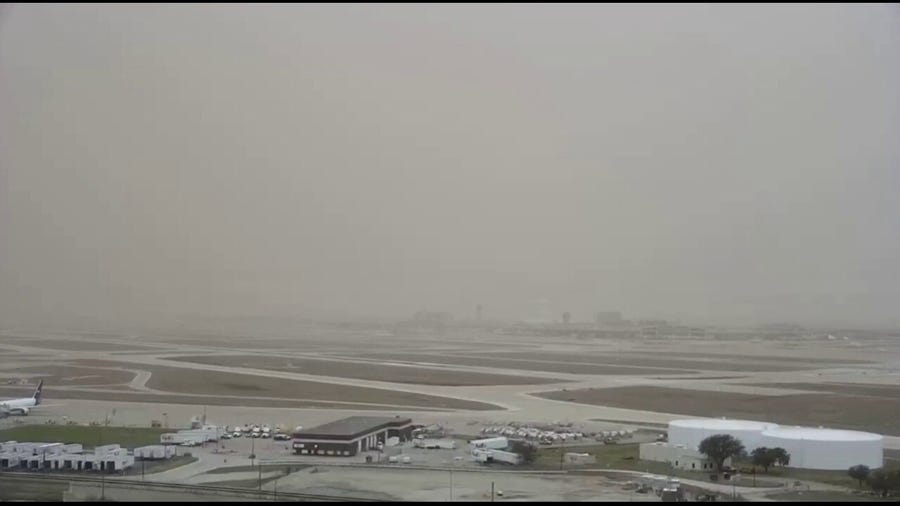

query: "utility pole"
xmin=258 ymin=463 xmax=262 ymax=491
xmin=491 ymin=481 xmax=494 ymax=502
xmin=449 ymin=469 xmax=453 ymax=501
xmin=100 ymin=422 xmax=105 ymax=500
xmin=142 ymin=458 xmax=145 ymax=481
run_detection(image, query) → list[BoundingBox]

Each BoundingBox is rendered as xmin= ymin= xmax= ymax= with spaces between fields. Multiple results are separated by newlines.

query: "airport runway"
xmin=2 ymin=328 xmax=899 ymax=451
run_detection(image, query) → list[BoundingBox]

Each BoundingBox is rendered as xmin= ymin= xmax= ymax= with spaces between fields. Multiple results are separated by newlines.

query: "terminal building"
xmin=291 ymin=416 xmax=414 ymax=457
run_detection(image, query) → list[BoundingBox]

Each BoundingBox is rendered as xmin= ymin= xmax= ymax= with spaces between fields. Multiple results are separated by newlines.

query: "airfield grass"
xmin=0 ymin=476 xmax=69 ymax=501
xmin=524 ymin=442 xmax=897 ymax=489
xmin=342 ymin=352 xmax=694 ymax=375
xmin=165 ymin=354 xmax=565 ymax=386
xmin=66 ymin=359 xmax=501 ymax=411
xmin=211 ymin=475 xmax=284 ymax=489
xmin=764 ymin=490 xmax=899 ymax=502
xmin=481 ymin=351 xmax=825 ymax=372
xmin=0 ymin=386 xmax=440 ymax=411
xmin=12 ymin=339 xmax=154 ymax=351
xmin=206 ymin=463 xmax=312 ymax=474
xmin=0 ymin=425 xmax=171 ymax=449
xmin=534 ymin=386 xmax=900 ymax=435
xmin=739 ymin=383 xmax=900 ymax=399
xmin=728 ymin=458 xmax=900 ymax=490
xmin=531 ymin=442 xmax=765 ymax=486
xmin=121 ymin=455 xmax=199 ymax=476
xmin=615 ymin=350 xmax=874 ymax=365
xmin=0 ymin=363 xmax=135 ymax=386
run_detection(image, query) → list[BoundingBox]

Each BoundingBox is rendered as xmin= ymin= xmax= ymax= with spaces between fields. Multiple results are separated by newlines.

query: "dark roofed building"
xmin=291 ymin=416 xmax=414 ymax=457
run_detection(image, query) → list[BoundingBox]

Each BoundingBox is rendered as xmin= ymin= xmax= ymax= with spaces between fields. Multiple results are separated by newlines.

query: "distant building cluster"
xmin=412 ymin=311 xmax=455 ymax=323
xmin=0 ymin=441 xmax=135 ymax=472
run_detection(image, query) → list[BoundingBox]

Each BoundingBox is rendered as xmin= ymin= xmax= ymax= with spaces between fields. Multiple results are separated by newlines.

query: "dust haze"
xmin=1 ymin=4 xmax=899 ymax=331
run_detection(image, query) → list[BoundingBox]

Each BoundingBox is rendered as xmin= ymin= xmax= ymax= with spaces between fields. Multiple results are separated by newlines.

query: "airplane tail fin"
xmin=33 ymin=380 xmax=43 ymax=405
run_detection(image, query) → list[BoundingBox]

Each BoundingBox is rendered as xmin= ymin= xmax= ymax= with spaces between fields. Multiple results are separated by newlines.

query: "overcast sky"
xmin=1 ymin=4 xmax=899 ymax=330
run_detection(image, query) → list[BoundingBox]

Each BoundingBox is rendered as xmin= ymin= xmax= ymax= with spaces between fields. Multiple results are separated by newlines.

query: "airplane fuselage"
xmin=1 ymin=380 xmax=43 ymax=417
xmin=0 ymin=397 xmax=37 ymax=416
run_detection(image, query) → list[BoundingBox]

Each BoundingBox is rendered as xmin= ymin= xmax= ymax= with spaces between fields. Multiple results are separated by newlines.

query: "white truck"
xmin=414 ymin=439 xmax=456 ymax=450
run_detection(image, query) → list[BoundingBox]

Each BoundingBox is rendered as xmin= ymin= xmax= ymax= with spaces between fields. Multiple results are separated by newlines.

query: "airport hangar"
xmin=291 ymin=416 xmax=414 ymax=456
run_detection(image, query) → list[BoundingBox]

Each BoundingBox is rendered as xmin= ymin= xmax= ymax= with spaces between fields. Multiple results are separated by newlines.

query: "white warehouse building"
xmin=668 ymin=419 xmax=779 ymax=453
xmin=760 ymin=427 xmax=883 ymax=470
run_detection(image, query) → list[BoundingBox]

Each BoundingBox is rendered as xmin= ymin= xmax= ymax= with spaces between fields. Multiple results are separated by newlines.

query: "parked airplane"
xmin=0 ymin=380 xmax=43 ymax=417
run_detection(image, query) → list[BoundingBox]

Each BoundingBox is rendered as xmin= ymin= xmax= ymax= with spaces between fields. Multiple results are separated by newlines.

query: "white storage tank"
xmin=760 ymin=427 xmax=883 ymax=470
xmin=668 ymin=419 xmax=779 ymax=452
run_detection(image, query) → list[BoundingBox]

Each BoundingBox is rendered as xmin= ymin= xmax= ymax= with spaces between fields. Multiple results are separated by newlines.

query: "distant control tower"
xmin=476 ymin=304 xmax=483 ymax=321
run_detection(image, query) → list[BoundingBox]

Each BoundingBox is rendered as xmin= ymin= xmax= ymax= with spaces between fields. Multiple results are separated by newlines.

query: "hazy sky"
xmin=2 ymin=4 xmax=899 ymax=329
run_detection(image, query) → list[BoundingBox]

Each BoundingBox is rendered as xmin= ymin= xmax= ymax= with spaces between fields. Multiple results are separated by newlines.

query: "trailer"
xmin=9 ymin=442 xmax=40 ymax=454
xmin=469 ymin=437 xmax=508 ymax=452
xmin=134 ymin=445 xmax=175 ymax=460
xmin=0 ymin=453 xmax=20 ymax=468
xmin=36 ymin=443 xmax=64 ymax=456
xmin=61 ymin=443 xmax=84 ymax=454
xmin=54 ymin=453 xmax=84 ymax=471
xmin=414 ymin=439 xmax=456 ymax=450
xmin=102 ymin=453 xmax=135 ymax=472
xmin=488 ymin=450 xmax=522 ymax=465
xmin=93 ymin=444 xmax=121 ymax=456
xmin=161 ymin=430 xmax=215 ymax=445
